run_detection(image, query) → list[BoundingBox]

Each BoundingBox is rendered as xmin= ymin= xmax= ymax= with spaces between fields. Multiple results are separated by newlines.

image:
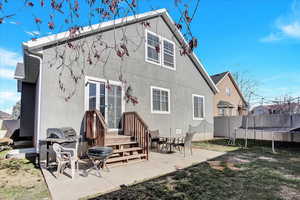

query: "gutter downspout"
xmin=24 ymin=48 xmax=43 ymax=153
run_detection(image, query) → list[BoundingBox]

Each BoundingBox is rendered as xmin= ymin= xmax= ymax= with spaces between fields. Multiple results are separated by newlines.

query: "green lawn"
xmin=88 ymin=139 xmax=300 ymax=200
xmin=0 ymin=151 xmax=50 ymax=200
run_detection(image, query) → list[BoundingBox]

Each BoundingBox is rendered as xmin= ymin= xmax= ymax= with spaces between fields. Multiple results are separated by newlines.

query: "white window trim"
xmin=162 ymin=37 xmax=176 ymax=71
xmin=192 ymin=94 xmax=205 ymax=120
xmin=145 ymin=29 xmax=176 ymax=71
xmin=150 ymin=86 xmax=171 ymax=114
xmin=84 ymin=76 xmax=125 ymax=131
xmin=226 ymin=87 xmax=231 ymax=96
xmin=145 ymin=29 xmax=161 ymax=66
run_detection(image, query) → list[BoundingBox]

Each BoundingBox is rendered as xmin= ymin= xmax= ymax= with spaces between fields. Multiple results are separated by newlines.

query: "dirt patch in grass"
xmin=88 ymin=141 xmax=300 ymax=200
xmin=192 ymin=139 xmax=240 ymax=152
xmin=0 ymin=152 xmax=50 ymax=200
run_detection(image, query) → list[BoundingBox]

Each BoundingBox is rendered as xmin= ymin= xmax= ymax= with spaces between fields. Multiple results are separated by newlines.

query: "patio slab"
xmin=41 ymin=149 xmax=225 ymax=200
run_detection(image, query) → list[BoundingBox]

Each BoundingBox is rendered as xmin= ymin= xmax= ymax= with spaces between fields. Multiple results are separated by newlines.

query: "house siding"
xmin=213 ymin=75 xmax=246 ymax=116
xmin=20 ymin=82 xmax=36 ymax=137
xmin=38 ymin=16 xmax=214 ymax=141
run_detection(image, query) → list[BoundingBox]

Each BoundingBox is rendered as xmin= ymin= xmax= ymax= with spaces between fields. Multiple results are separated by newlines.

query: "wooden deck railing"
xmin=85 ymin=110 xmax=107 ymax=146
xmin=123 ymin=112 xmax=149 ymax=160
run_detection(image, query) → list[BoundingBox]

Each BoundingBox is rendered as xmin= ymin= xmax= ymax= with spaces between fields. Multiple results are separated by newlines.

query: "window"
xmin=219 ymin=108 xmax=225 ymax=116
xmin=193 ymin=94 xmax=204 ymax=120
xmin=151 ymin=86 xmax=170 ymax=114
xmin=145 ymin=30 xmax=176 ymax=70
xmin=162 ymin=39 xmax=175 ymax=69
xmin=85 ymin=77 xmax=124 ymax=130
xmin=146 ymin=31 xmax=161 ymax=64
xmin=226 ymin=87 xmax=231 ymax=96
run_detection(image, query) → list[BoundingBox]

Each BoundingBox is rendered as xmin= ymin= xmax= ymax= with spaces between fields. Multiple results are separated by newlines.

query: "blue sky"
xmin=0 ymin=0 xmax=300 ymax=113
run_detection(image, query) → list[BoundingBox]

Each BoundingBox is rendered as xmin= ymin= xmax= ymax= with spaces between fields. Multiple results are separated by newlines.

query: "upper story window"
xmin=146 ymin=31 xmax=161 ymax=64
xmin=145 ymin=30 xmax=176 ymax=70
xmin=193 ymin=94 xmax=204 ymax=120
xmin=151 ymin=86 xmax=170 ymax=114
xmin=163 ymin=39 xmax=175 ymax=69
xmin=226 ymin=87 xmax=231 ymax=96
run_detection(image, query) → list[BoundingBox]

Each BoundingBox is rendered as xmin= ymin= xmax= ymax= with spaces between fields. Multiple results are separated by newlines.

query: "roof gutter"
xmin=23 ymin=47 xmax=43 ymax=153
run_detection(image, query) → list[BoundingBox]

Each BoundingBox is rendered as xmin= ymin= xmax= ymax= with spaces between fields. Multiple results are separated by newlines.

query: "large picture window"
xmin=193 ymin=94 xmax=204 ymax=120
xmin=151 ymin=86 xmax=170 ymax=114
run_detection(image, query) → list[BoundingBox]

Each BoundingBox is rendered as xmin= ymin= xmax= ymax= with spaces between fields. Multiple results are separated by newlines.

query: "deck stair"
xmin=85 ymin=110 xmax=149 ymax=167
xmin=105 ymin=135 xmax=147 ymax=165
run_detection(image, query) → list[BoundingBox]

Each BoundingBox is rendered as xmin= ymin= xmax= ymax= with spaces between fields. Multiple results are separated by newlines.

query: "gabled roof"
xmin=217 ymin=100 xmax=234 ymax=108
xmin=22 ymin=9 xmax=219 ymax=94
xmin=211 ymin=71 xmax=247 ymax=105
xmin=210 ymin=71 xmax=228 ymax=85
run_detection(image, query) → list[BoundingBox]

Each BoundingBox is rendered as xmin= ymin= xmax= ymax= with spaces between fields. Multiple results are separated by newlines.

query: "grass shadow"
xmin=86 ymin=139 xmax=300 ymax=200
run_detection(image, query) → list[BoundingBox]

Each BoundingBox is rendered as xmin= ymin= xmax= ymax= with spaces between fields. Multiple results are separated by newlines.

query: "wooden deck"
xmin=85 ymin=110 xmax=149 ymax=166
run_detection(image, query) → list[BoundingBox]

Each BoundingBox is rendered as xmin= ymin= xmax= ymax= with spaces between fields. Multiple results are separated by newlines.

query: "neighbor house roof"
xmin=210 ymin=71 xmax=229 ymax=85
xmin=210 ymin=71 xmax=247 ymax=106
xmin=0 ymin=111 xmax=12 ymax=120
xmin=217 ymin=100 xmax=234 ymax=108
xmin=22 ymin=9 xmax=219 ymax=94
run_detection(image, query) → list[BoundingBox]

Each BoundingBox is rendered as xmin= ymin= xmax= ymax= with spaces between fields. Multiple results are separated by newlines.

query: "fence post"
xmin=234 ymin=128 xmax=237 ymax=145
xmin=272 ymin=132 xmax=276 ymax=153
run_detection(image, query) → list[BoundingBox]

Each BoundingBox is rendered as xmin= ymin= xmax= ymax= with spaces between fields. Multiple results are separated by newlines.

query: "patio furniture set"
xmin=149 ymin=130 xmax=195 ymax=156
xmin=44 ymin=120 xmax=195 ymax=180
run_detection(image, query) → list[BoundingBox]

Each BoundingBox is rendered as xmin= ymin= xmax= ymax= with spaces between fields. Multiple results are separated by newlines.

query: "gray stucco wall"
xmin=38 ymin=16 xmax=215 ymax=141
xmin=20 ymin=82 xmax=36 ymax=137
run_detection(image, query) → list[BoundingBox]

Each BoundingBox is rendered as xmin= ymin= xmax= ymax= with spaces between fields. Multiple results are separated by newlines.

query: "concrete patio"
xmin=41 ymin=149 xmax=225 ymax=200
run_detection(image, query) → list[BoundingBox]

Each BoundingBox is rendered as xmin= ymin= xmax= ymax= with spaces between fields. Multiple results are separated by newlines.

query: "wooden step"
xmin=113 ymin=147 xmax=143 ymax=154
xmin=105 ymin=141 xmax=137 ymax=147
xmin=106 ymin=153 xmax=147 ymax=163
xmin=105 ymin=135 xmax=132 ymax=144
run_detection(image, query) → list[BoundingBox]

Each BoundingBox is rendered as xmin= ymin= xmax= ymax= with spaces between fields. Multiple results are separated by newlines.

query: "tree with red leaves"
xmin=0 ymin=0 xmax=201 ymax=102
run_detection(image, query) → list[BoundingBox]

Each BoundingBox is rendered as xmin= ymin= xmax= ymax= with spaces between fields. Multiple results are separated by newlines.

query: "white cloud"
xmin=0 ymin=48 xmax=22 ymax=67
xmin=0 ymin=91 xmax=20 ymax=103
xmin=260 ymin=33 xmax=282 ymax=42
xmin=25 ymin=30 xmax=40 ymax=36
xmin=0 ymin=68 xmax=15 ymax=79
xmin=261 ymin=0 xmax=300 ymax=42
xmin=3 ymin=107 xmax=12 ymax=114
xmin=281 ymin=21 xmax=300 ymax=38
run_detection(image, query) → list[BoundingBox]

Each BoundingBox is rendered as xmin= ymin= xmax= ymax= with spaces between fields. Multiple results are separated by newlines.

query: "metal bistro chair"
xmin=174 ymin=133 xmax=195 ymax=157
xmin=149 ymin=130 xmax=160 ymax=149
xmin=173 ymin=137 xmax=185 ymax=152
xmin=52 ymin=143 xmax=79 ymax=179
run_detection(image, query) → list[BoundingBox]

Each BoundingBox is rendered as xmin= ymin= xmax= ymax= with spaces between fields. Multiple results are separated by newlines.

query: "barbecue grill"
xmin=41 ymin=127 xmax=78 ymax=167
xmin=86 ymin=146 xmax=113 ymax=177
xmin=46 ymin=127 xmax=78 ymax=143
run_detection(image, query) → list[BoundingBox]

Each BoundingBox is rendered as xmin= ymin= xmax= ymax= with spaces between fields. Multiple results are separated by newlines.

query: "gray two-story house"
xmin=15 ymin=9 xmax=218 ymax=157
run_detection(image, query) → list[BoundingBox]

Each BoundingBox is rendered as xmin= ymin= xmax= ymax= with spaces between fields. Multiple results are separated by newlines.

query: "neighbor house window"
xmin=219 ymin=108 xmax=225 ymax=116
xmin=226 ymin=87 xmax=231 ymax=96
xmin=193 ymin=94 xmax=204 ymax=120
xmin=162 ymin=39 xmax=175 ymax=69
xmin=151 ymin=86 xmax=170 ymax=114
xmin=146 ymin=31 xmax=161 ymax=64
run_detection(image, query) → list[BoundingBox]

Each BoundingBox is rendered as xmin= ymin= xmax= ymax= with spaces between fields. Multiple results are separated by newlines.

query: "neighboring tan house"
xmin=210 ymin=71 xmax=247 ymax=116
xmin=15 ymin=9 xmax=218 ymax=159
